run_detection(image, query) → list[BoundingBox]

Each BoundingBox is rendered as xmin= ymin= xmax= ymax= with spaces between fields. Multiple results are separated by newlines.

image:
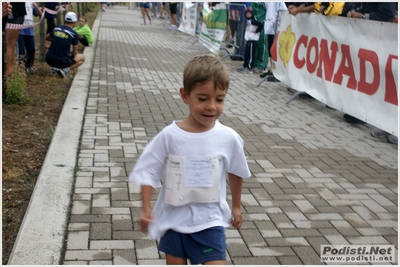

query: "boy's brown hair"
xmin=183 ymin=54 xmax=230 ymax=95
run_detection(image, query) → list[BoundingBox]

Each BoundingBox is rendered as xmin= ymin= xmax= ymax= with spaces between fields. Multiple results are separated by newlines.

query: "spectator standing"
xmin=260 ymin=2 xmax=287 ymax=79
xmin=18 ymin=2 xmax=42 ymax=74
xmin=140 ymin=2 xmax=151 ymax=25
xmin=45 ymin=11 xmax=85 ymax=78
xmin=169 ymin=2 xmax=177 ymax=29
xmin=73 ymin=16 xmax=93 ymax=46
xmin=100 ymin=2 xmax=106 ymax=12
xmin=250 ymin=2 xmax=267 ymax=74
xmin=348 ymin=2 xmax=397 ymax=144
xmin=237 ymin=7 xmax=263 ymax=74
xmin=129 ymin=54 xmax=251 ymax=265
xmin=5 ymin=2 xmax=26 ymax=77
xmin=152 ymin=2 xmax=158 ymax=17
xmin=160 ymin=2 xmax=166 ymax=19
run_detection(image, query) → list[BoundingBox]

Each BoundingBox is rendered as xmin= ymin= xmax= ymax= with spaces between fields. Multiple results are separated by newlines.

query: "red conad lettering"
xmin=357 ymin=49 xmax=380 ymax=95
xmin=384 ymin=54 xmax=398 ymax=105
xmin=317 ymin=39 xmax=338 ymax=81
xmin=332 ymin=44 xmax=357 ymax=90
xmin=293 ymin=35 xmax=308 ymax=69
xmin=306 ymin=37 xmax=319 ymax=74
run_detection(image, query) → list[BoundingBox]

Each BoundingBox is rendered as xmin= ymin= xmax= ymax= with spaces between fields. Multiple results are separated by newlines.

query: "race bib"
xmin=164 ymin=155 xmax=220 ymax=206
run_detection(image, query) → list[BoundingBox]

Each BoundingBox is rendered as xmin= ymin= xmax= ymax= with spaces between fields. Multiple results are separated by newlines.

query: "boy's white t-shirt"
xmin=129 ymin=120 xmax=251 ymax=240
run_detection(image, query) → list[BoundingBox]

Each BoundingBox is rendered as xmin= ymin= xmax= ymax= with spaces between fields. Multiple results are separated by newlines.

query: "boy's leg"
xmin=79 ymin=35 xmax=90 ymax=47
xmin=165 ymin=254 xmax=188 ymax=265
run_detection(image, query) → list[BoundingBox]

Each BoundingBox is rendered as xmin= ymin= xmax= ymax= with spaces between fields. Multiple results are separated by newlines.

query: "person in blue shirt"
xmin=18 ymin=2 xmax=42 ymax=73
xmin=45 ymin=12 xmax=85 ymax=78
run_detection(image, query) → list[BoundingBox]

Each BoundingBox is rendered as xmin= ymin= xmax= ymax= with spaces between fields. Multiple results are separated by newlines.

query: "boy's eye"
xmin=198 ymin=98 xmax=207 ymax=102
xmin=217 ymin=98 xmax=224 ymax=103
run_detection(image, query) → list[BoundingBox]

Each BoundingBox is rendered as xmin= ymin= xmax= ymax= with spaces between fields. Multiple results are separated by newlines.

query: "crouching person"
xmin=45 ymin=11 xmax=85 ymax=78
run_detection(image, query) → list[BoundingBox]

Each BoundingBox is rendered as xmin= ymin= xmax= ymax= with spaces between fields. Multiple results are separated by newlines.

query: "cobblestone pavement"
xmin=63 ymin=6 xmax=397 ymax=265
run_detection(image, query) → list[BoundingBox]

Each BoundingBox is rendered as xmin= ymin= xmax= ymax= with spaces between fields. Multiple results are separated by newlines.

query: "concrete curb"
xmin=8 ymin=11 xmax=101 ymax=265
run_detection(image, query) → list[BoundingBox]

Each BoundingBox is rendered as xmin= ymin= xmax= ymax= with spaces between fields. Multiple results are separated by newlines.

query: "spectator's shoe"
xmin=149 ymin=19 xmax=151 ymax=25
xmin=260 ymin=71 xmax=272 ymax=78
xmin=49 ymin=67 xmax=57 ymax=76
xmin=388 ymin=134 xmax=398 ymax=145
xmin=57 ymin=68 xmax=69 ymax=78
xmin=267 ymin=75 xmax=279 ymax=82
xmin=299 ymin=93 xmax=314 ymax=99
xmin=345 ymin=115 xmax=365 ymax=124
xmin=237 ymin=67 xmax=246 ymax=72
xmin=238 ymin=68 xmax=252 ymax=74
xmin=252 ymin=68 xmax=261 ymax=74
xmin=371 ymin=130 xmax=386 ymax=138
xmin=25 ymin=67 xmax=34 ymax=74
xmin=143 ymin=21 xmax=146 ymax=25
xmin=225 ymin=39 xmax=234 ymax=48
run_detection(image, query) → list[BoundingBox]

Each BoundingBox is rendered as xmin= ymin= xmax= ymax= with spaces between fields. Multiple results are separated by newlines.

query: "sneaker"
xmin=56 ymin=68 xmax=69 ymax=78
xmin=345 ymin=115 xmax=365 ymax=124
xmin=388 ymin=134 xmax=398 ymax=144
xmin=49 ymin=67 xmax=57 ymax=76
xmin=252 ymin=68 xmax=261 ymax=74
xmin=25 ymin=67 xmax=34 ymax=74
xmin=149 ymin=19 xmax=151 ymax=25
xmin=371 ymin=130 xmax=386 ymax=138
xmin=260 ymin=71 xmax=272 ymax=78
xmin=143 ymin=21 xmax=146 ymax=25
xmin=237 ymin=67 xmax=246 ymax=71
xmin=238 ymin=68 xmax=252 ymax=74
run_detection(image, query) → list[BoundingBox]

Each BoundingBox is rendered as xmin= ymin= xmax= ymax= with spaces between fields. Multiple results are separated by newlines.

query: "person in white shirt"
xmin=260 ymin=2 xmax=287 ymax=80
xmin=130 ymin=54 xmax=251 ymax=265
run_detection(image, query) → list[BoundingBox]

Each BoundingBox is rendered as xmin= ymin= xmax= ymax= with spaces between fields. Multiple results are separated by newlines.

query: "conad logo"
xmin=271 ymin=26 xmax=296 ymax=69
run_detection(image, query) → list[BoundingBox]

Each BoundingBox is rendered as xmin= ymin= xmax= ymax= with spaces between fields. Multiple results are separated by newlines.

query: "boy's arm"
xmin=228 ymin=173 xmax=244 ymax=229
xmin=140 ymin=185 xmax=153 ymax=232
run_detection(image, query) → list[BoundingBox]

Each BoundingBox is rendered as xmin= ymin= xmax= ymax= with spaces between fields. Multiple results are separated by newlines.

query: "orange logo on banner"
xmin=278 ymin=26 xmax=296 ymax=68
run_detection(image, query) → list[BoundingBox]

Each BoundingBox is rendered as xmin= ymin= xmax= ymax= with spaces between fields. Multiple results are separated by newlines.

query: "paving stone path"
xmin=60 ymin=6 xmax=397 ymax=265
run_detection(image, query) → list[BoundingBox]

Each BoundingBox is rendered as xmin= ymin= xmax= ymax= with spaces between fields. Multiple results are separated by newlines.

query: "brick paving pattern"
xmin=63 ymin=6 xmax=398 ymax=265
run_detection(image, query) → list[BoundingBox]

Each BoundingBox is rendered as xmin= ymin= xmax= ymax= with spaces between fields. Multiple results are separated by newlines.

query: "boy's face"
xmin=180 ymin=80 xmax=226 ymax=132
xmin=78 ymin=18 xmax=85 ymax=27
xmin=245 ymin=12 xmax=252 ymax=18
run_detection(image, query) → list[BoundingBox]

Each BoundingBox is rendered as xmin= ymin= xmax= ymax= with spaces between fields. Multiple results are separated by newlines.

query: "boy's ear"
xmin=180 ymin=87 xmax=189 ymax=104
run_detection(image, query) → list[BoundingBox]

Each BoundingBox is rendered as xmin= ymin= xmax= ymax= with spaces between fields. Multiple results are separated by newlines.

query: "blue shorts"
xmin=158 ymin=226 xmax=226 ymax=265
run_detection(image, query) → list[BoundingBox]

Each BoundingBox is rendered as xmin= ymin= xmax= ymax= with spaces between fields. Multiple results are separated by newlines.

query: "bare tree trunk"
xmin=77 ymin=2 xmax=81 ymax=18
xmin=39 ymin=2 xmax=45 ymax=62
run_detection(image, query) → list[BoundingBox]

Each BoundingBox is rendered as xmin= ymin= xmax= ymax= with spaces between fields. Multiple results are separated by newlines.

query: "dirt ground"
xmin=2 ymin=62 xmax=74 ymax=264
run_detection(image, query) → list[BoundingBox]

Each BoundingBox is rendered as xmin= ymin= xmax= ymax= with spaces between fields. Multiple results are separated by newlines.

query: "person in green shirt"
xmin=73 ymin=16 xmax=93 ymax=46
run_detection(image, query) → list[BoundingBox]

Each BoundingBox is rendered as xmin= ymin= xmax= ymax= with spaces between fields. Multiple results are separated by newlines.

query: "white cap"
xmin=65 ymin=12 xmax=78 ymax=23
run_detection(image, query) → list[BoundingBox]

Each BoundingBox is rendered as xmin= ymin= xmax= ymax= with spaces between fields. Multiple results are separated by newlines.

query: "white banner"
xmin=199 ymin=2 xmax=227 ymax=54
xmin=178 ymin=2 xmax=198 ymax=36
xmin=271 ymin=12 xmax=398 ymax=136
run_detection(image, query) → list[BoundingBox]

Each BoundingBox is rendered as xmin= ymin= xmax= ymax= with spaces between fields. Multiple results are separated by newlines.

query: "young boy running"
xmin=129 ymin=54 xmax=251 ymax=265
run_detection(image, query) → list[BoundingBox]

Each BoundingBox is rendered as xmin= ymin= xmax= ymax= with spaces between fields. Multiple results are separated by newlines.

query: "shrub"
xmin=5 ymin=67 xmax=27 ymax=104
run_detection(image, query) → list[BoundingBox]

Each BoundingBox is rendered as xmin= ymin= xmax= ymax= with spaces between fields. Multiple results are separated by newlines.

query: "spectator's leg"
xmin=6 ymin=29 xmax=20 ymax=76
xmin=69 ymin=54 xmax=85 ymax=69
xmin=79 ymin=35 xmax=90 ymax=47
xmin=25 ymin=35 xmax=36 ymax=69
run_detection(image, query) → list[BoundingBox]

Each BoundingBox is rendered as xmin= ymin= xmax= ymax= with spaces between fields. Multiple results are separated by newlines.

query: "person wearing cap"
xmin=45 ymin=11 xmax=85 ymax=78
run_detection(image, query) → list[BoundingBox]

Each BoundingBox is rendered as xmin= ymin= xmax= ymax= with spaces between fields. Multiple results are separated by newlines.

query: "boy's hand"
xmin=230 ymin=207 xmax=243 ymax=229
xmin=140 ymin=209 xmax=152 ymax=233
